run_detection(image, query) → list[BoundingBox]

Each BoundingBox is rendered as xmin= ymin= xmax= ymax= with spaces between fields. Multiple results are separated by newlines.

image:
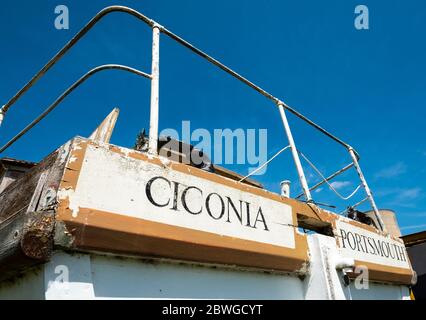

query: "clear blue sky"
xmin=1 ymin=0 xmax=425 ymax=235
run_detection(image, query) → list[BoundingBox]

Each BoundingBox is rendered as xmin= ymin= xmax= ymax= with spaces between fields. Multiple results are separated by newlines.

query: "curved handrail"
xmin=1 ymin=6 xmax=154 ymax=115
xmin=0 ymin=64 xmax=151 ymax=154
xmin=0 ymin=5 xmax=355 ymax=155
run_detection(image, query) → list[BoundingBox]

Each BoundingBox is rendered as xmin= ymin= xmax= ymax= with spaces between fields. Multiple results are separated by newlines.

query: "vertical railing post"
xmin=348 ymin=147 xmax=387 ymax=233
xmin=278 ymin=102 xmax=312 ymax=201
xmin=0 ymin=106 xmax=5 ymax=128
xmin=149 ymin=25 xmax=161 ymax=155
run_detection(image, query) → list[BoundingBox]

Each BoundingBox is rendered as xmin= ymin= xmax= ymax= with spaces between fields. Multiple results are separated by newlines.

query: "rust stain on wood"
xmin=21 ymin=211 xmax=55 ymax=261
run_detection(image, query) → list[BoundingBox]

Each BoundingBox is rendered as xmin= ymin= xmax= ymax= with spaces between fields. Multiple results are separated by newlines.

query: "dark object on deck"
xmin=133 ymin=130 xmax=262 ymax=188
xmin=347 ymin=208 xmax=377 ymax=228
xmin=157 ymin=136 xmax=214 ymax=173
xmin=133 ymin=130 xmax=214 ymax=172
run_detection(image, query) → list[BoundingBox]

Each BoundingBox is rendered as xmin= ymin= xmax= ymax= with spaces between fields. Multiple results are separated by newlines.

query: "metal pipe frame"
xmin=0 ymin=5 xmax=384 ymax=229
xmin=278 ymin=103 xmax=312 ymax=201
xmin=1 ymin=6 xmax=155 ymax=116
xmin=349 ymin=148 xmax=386 ymax=232
xmin=148 ymin=25 xmax=161 ymax=155
xmin=0 ymin=64 xmax=151 ymax=154
xmin=295 ymin=162 xmax=355 ymax=199
xmin=350 ymin=197 xmax=369 ymax=211
xmin=0 ymin=5 xmax=354 ymax=154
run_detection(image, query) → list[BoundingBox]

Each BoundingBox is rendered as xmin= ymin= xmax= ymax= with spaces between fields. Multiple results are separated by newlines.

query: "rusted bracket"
xmin=20 ymin=211 xmax=55 ymax=261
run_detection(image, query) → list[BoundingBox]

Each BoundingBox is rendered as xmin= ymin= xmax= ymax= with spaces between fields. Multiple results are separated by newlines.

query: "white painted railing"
xmin=0 ymin=6 xmax=386 ymax=232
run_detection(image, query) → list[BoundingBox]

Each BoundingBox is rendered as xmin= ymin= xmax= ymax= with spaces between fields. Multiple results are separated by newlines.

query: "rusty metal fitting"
xmin=152 ymin=22 xmax=164 ymax=31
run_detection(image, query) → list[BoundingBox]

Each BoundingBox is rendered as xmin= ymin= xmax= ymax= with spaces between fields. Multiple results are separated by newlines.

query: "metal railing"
xmin=0 ymin=64 xmax=151 ymax=154
xmin=0 ymin=6 xmax=386 ymax=232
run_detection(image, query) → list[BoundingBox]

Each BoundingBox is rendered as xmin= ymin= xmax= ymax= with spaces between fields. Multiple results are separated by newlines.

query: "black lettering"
xmin=253 ymin=207 xmax=269 ymax=231
xmin=392 ymin=244 xmax=401 ymax=261
xmin=226 ymin=197 xmax=243 ymax=224
xmin=171 ymin=181 xmax=180 ymax=211
xmin=367 ymin=237 xmax=376 ymax=255
xmin=381 ymin=241 xmax=390 ymax=258
xmin=340 ymin=229 xmax=348 ymax=248
xmin=245 ymin=201 xmax=252 ymax=227
xmin=362 ymin=234 xmax=369 ymax=254
xmin=397 ymin=245 xmax=407 ymax=262
xmin=355 ymin=233 xmax=365 ymax=253
xmin=181 ymin=186 xmax=203 ymax=215
xmin=347 ymin=232 xmax=357 ymax=250
xmin=146 ymin=176 xmax=171 ymax=207
xmin=372 ymin=238 xmax=384 ymax=257
xmin=389 ymin=243 xmax=396 ymax=259
xmin=206 ymin=193 xmax=225 ymax=220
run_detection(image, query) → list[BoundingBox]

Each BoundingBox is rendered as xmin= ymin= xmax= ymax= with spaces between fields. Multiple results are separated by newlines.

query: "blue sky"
xmin=0 ymin=0 xmax=425 ymax=234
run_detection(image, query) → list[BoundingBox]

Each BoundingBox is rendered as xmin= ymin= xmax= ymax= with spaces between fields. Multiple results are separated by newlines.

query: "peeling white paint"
xmin=58 ymin=141 xmax=72 ymax=164
xmin=158 ymin=155 xmax=171 ymax=167
xmin=68 ymin=156 xmax=78 ymax=164
xmin=57 ymin=187 xmax=80 ymax=218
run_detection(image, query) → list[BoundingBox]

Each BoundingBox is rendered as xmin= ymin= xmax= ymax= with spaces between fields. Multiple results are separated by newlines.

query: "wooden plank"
xmin=214 ymin=165 xmax=263 ymax=189
xmin=0 ymin=141 xmax=71 ymax=281
xmin=0 ymin=210 xmax=55 ymax=282
xmin=89 ymin=108 xmax=119 ymax=143
xmin=0 ymin=154 xmax=55 ymax=222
